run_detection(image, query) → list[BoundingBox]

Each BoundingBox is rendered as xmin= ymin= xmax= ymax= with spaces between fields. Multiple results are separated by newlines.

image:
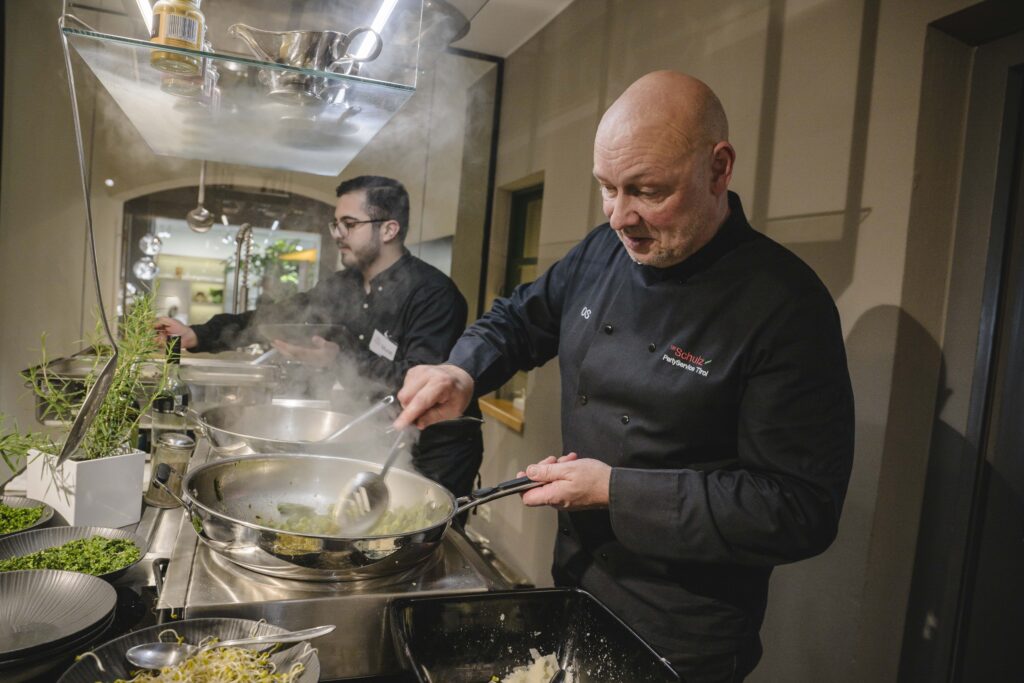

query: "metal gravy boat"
xmin=228 ymin=23 xmax=383 ymax=104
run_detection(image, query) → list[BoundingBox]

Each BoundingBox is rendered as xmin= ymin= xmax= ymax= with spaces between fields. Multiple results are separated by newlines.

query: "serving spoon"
xmin=125 ymin=624 xmax=335 ymax=669
xmin=332 ymin=427 xmax=412 ymax=534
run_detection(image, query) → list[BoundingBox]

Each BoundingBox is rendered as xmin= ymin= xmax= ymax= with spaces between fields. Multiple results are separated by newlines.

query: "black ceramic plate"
xmin=57 ymin=617 xmax=321 ymax=683
xmin=0 ymin=569 xmax=116 ymax=660
xmin=0 ymin=526 xmax=149 ymax=582
xmin=0 ymin=495 xmax=54 ymax=539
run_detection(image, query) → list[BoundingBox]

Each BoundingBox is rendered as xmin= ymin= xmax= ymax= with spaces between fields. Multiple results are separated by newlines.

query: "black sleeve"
xmin=190 ymin=310 xmax=258 ymax=352
xmin=349 ymin=284 xmax=471 ymax=392
xmin=190 ymin=286 xmax=318 ymax=353
xmin=447 ymin=250 xmax=574 ymax=395
xmin=609 ymin=287 xmax=855 ymax=566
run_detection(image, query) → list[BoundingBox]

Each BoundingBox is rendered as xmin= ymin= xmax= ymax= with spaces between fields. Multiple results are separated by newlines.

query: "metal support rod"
xmin=233 ymin=223 xmax=254 ymax=313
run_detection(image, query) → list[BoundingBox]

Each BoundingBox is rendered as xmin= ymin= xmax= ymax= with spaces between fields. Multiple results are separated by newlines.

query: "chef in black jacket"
xmin=156 ymin=175 xmax=483 ymax=498
xmin=393 ymin=72 xmax=855 ymax=682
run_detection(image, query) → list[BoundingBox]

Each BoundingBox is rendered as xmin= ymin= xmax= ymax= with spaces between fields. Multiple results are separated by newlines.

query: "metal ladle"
xmin=185 ymin=160 xmax=214 ymax=232
xmin=125 ymin=624 xmax=335 ymax=669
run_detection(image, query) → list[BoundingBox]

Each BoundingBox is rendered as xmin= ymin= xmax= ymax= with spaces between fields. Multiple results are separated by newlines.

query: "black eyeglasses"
xmin=328 ymin=217 xmax=391 ymax=236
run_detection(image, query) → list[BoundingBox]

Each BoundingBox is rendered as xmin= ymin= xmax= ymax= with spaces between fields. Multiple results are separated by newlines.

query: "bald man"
xmin=395 ymin=72 xmax=854 ymax=682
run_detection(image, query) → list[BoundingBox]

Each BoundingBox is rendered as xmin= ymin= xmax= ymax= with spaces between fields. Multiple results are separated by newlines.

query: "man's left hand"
xmin=519 ymin=453 xmax=611 ymax=510
xmin=271 ymin=335 xmax=340 ymax=367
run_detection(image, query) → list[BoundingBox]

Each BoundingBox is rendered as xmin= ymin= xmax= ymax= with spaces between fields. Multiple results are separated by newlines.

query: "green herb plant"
xmin=21 ymin=292 xmax=169 ymax=461
xmin=0 ymin=502 xmax=45 ymax=535
xmin=0 ymin=415 xmax=55 ymax=474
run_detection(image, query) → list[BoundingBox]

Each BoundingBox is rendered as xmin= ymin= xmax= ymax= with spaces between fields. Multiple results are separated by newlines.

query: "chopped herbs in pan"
xmin=0 ymin=535 xmax=140 ymax=575
xmin=0 ymin=503 xmax=44 ymax=534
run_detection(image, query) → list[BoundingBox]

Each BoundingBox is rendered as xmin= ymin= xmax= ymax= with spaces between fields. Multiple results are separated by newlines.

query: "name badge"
xmin=369 ymin=329 xmax=398 ymax=361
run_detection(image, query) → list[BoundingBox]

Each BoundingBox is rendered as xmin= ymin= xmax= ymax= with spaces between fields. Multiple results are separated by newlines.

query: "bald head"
xmin=597 ymin=71 xmax=729 ymax=160
xmin=592 ymin=71 xmax=736 ymax=268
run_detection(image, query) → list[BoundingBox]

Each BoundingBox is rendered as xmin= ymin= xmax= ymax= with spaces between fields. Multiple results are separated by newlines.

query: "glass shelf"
xmin=65 ymin=27 xmax=416 ymax=176
xmin=60 ymin=0 xmax=489 ymax=175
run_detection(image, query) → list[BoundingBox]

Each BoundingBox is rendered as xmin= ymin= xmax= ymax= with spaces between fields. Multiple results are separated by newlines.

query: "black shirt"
xmin=192 ymin=251 xmax=483 ymax=496
xmin=447 ymin=193 xmax=854 ymax=661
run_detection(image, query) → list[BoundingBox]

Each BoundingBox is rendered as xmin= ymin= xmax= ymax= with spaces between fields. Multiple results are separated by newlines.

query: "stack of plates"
xmin=0 ymin=570 xmax=117 ymax=683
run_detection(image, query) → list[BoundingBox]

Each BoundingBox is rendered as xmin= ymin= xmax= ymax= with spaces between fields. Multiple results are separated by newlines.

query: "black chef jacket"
xmin=192 ymin=251 xmax=483 ymax=497
xmin=447 ymin=193 xmax=854 ymax=666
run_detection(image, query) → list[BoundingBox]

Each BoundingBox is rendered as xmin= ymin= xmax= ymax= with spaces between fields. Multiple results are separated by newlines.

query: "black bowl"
xmin=0 ymin=525 xmax=149 ymax=582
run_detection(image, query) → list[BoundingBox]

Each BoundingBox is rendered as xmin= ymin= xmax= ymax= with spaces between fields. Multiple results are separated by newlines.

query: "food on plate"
xmin=0 ymin=535 xmax=140 ymax=575
xmin=0 ymin=502 xmax=44 ymax=534
xmin=81 ymin=630 xmax=307 ymax=683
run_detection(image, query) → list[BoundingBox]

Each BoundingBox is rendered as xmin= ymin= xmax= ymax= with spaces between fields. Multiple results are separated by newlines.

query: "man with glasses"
xmin=156 ymin=175 xmax=483 ymax=498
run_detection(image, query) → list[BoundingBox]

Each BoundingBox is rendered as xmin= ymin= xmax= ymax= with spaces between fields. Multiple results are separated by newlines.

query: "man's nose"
xmin=608 ymin=194 xmax=640 ymax=231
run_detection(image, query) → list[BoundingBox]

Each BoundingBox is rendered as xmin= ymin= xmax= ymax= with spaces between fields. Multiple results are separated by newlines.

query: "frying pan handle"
xmin=455 ymin=476 xmax=542 ymax=514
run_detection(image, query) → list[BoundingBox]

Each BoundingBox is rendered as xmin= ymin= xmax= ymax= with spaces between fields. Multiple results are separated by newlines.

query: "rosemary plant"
xmin=0 ymin=415 xmax=55 ymax=474
xmin=21 ymin=293 xmax=169 ymax=461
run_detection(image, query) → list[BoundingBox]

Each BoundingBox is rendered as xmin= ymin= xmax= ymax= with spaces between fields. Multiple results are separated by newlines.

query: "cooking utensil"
xmin=228 ymin=23 xmax=383 ymax=103
xmin=185 ymin=161 xmax=214 ymax=232
xmin=157 ymin=453 xmax=539 ymax=581
xmin=251 ymin=348 xmax=280 ymax=365
xmin=333 ymin=428 xmax=411 ymax=534
xmin=56 ymin=618 xmax=320 ymax=683
xmin=56 ymin=15 xmax=118 ymax=467
xmin=0 ymin=526 xmax=149 ymax=583
xmin=125 ymin=624 xmax=335 ymax=669
xmin=196 ymin=404 xmax=372 ymax=456
xmin=319 ymin=394 xmax=396 ymax=443
xmin=0 ymin=496 xmax=53 ymax=539
xmin=258 ymin=323 xmax=338 ymax=347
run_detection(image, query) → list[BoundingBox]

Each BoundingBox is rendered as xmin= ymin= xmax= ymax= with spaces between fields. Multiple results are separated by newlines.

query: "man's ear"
xmin=710 ymin=141 xmax=735 ymax=195
xmin=380 ymin=219 xmax=402 ymax=243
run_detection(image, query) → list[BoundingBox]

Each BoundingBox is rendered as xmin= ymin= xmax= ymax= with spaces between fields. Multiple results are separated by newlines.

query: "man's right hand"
xmin=394 ymin=364 xmax=475 ymax=431
xmin=154 ymin=317 xmax=198 ymax=350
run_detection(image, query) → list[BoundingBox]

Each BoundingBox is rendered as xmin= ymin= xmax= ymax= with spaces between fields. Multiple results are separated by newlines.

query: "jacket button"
xmin=603 ymin=323 xmax=614 ymax=334
xmin=600 ymin=552 xmax=608 ymax=560
xmin=648 ymin=343 xmax=656 ymax=352
xmin=621 ymin=415 xmax=630 ymax=424
xmin=579 ymin=394 xmax=588 ymax=405
xmin=561 ymin=527 xmax=570 ymax=535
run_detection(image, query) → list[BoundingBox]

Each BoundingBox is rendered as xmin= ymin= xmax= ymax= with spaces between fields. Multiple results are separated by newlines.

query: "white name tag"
xmin=369 ymin=329 xmax=398 ymax=361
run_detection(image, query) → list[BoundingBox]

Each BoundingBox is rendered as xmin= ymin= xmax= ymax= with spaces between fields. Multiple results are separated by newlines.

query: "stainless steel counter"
xmin=154 ymin=442 xmax=518 ymax=680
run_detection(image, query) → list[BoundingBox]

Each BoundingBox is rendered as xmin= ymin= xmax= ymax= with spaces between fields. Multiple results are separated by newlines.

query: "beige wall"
xmin=464 ymin=1 xmax=982 ymax=682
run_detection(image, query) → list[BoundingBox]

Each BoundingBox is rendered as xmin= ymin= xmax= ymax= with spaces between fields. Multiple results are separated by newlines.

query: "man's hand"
xmin=271 ymin=336 xmax=340 ymax=367
xmin=154 ymin=317 xmax=198 ymax=349
xmin=394 ymin=364 xmax=475 ymax=430
xmin=519 ymin=453 xmax=611 ymax=510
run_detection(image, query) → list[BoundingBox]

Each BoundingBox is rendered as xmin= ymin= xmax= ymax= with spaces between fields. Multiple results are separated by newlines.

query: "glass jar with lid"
xmin=150 ymin=0 xmax=205 ymax=75
xmin=144 ymin=432 xmax=195 ymax=508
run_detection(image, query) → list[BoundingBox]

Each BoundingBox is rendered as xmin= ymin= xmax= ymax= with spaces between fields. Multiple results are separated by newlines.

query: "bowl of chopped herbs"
xmin=0 ymin=525 xmax=148 ymax=582
xmin=0 ymin=495 xmax=53 ymax=538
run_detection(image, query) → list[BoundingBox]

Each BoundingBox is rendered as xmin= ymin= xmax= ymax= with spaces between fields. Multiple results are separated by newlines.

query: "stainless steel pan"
xmin=195 ymin=404 xmax=380 ymax=456
xmin=163 ymin=454 xmax=537 ymax=581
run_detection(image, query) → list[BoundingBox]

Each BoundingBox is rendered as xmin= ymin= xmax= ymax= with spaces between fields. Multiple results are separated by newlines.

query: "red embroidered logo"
xmin=664 ymin=344 xmax=711 ymax=377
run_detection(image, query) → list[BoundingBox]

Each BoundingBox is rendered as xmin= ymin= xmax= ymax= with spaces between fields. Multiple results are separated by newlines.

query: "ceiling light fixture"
xmin=135 ymin=0 xmax=154 ymax=36
xmin=104 ymin=178 xmax=115 ymax=187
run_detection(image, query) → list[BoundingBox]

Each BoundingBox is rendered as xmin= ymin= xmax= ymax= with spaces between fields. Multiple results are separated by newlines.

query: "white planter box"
xmin=25 ymin=448 xmax=146 ymax=527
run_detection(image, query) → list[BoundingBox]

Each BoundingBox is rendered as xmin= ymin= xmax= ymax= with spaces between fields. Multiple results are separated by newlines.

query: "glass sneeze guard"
xmin=63 ymin=27 xmax=415 ymax=176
